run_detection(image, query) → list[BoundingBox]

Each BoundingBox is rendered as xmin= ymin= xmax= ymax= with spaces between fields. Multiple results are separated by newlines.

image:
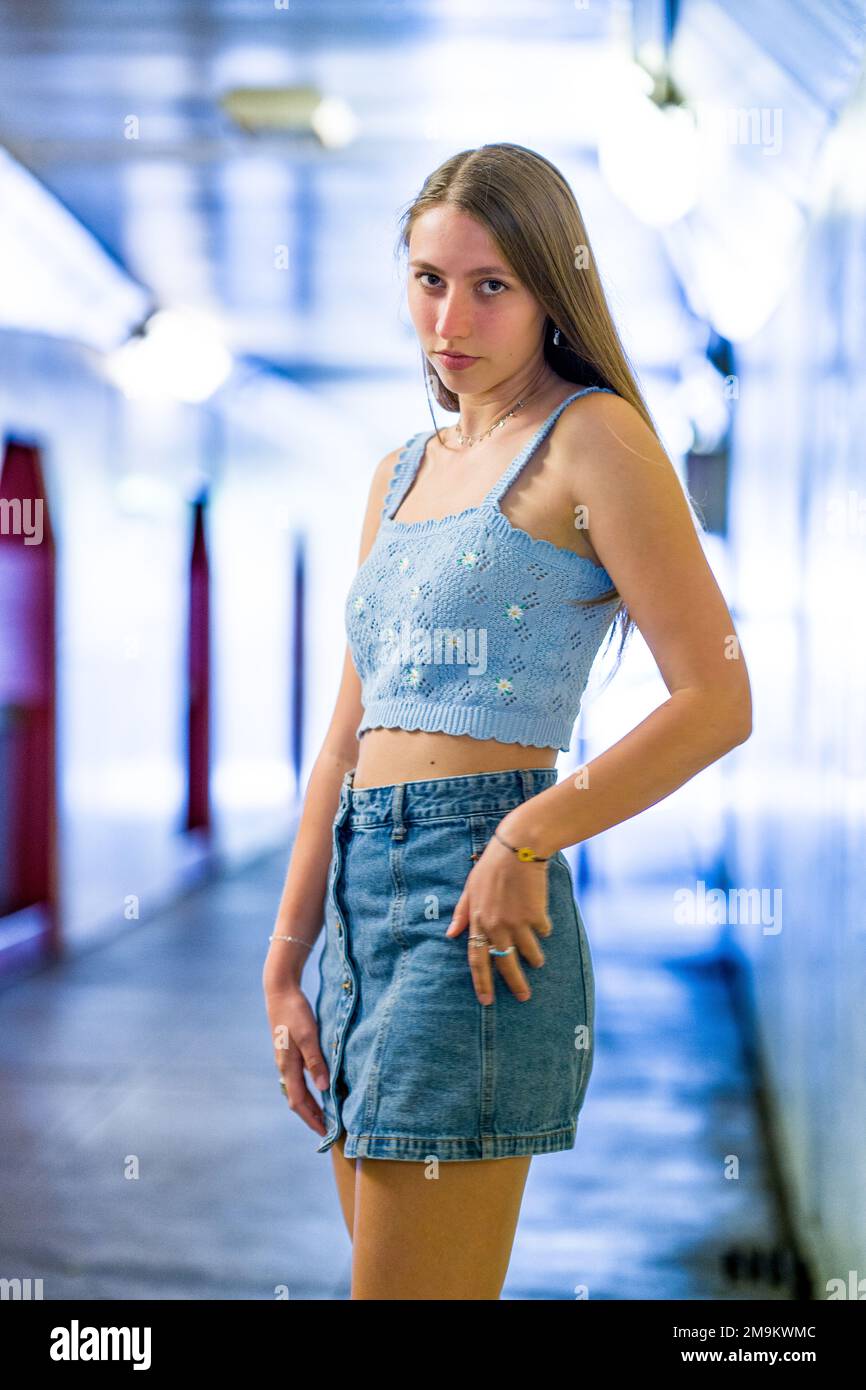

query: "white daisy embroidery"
xmin=504 ymin=603 xmax=524 ymax=621
xmin=402 ymin=665 xmax=422 ymax=688
xmin=352 ymin=595 xmax=366 ymax=612
xmin=495 ymin=677 xmax=514 ymax=695
xmin=458 ymin=550 xmax=478 ymax=568
xmin=398 ymin=556 xmax=410 ymax=573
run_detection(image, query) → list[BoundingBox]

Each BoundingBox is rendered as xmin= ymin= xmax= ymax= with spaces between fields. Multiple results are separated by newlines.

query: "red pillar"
xmin=185 ymin=495 xmax=210 ymax=831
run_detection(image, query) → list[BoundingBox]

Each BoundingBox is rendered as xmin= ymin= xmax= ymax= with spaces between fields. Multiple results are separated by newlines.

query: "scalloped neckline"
xmin=382 ymin=497 xmax=612 ymax=578
xmin=385 ymin=497 xmax=489 ymax=533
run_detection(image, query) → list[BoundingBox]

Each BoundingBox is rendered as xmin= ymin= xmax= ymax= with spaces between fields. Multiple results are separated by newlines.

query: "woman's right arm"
xmin=263 ymin=442 xmax=401 ymax=992
xmin=262 ymin=442 xmax=402 ymax=1134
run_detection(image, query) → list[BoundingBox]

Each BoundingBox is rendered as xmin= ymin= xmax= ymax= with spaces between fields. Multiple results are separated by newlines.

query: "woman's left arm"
xmin=498 ymin=391 xmax=753 ymax=859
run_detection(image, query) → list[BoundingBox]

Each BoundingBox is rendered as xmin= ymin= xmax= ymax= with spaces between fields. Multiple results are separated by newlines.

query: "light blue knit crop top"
xmin=345 ymin=386 xmax=621 ymax=753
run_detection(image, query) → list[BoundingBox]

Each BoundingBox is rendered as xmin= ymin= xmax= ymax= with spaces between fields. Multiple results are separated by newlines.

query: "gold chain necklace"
xmin=453 ymin=397 xmax=527 ymax=448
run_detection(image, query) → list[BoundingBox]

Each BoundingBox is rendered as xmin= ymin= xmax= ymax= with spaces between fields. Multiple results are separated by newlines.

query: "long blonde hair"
xmin=395 ymin=142 xmax=663 ymax=682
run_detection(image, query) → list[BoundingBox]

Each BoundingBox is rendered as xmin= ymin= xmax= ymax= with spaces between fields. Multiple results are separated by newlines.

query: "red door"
xmin=0 ymin=439 xmax=58 ymax=970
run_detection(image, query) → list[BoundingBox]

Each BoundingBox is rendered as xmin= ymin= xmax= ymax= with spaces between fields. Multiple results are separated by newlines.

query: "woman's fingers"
xmin=512 ymin=920 xmax=550 ymax=967
xmin=467 ymin=913 xmax=495 ymax=1004
xmin=445 ymin=882 xmax=471 ymax=938
xmin=270 ymin=993 xmax=332 ymax=1135
xmin=467 ymin=918 xmax=548 ymax=1005
xmin=279 ymin=1040 xmax=329 ymax=1135
xmin=446 ymin=870 xmax=554 ymax=1002
xmin=292 ymin=1010 xmax=331 ymax=1092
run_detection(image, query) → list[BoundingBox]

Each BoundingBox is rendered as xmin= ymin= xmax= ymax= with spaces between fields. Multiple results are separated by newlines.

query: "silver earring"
xmin=553 ymin=326 xmax=562 ymax=346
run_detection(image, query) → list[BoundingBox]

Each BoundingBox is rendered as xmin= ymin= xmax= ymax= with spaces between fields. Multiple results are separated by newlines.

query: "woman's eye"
xmin=480 ymin=279 xmax=507 ymax=295
xmin=417 ymin=272 xmax=442 ymax=288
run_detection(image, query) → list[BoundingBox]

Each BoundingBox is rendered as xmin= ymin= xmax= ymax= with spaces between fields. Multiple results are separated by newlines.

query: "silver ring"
xmin=488 ymin=945 xmax=516 ymax=957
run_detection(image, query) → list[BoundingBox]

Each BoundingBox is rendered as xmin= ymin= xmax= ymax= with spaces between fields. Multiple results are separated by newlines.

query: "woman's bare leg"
xmin=329 ymin=1132 xmax=357 ymax=1239
xmin=350 ymin=1154 xmax=532 ymax=1299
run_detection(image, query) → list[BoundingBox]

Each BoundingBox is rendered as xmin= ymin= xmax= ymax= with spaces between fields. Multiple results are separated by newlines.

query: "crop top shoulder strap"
xmin=382 ymin=384 xmax=615 ymax=521
xmin=483 ymin=385 xmax=615 ymax=507
xmin=382 ymin=432 xmax=432 ymax=520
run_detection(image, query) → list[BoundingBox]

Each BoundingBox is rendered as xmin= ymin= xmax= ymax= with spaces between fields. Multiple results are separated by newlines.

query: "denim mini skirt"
xmin=314 ymin=766 xmax=596 ymax=1162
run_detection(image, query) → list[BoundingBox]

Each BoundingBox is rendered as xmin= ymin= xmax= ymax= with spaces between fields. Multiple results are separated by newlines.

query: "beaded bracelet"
xmin=268 ymin=934 xmax=314 ymax=950
xmin=493 ymin=826 xmax=551 ymax=862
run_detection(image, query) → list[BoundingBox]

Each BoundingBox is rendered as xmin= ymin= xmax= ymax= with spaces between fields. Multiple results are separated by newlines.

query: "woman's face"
xmin=407 ymin=204 xmax=547 ymax=390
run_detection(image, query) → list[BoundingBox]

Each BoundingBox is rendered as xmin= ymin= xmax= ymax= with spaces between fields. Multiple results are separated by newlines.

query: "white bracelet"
xmin=269 ymin=933 xmax=314 ymax=951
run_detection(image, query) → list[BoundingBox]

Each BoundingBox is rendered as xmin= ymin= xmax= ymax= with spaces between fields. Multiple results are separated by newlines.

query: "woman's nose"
xmin=436 ymin=293 xmax=473 ymax=339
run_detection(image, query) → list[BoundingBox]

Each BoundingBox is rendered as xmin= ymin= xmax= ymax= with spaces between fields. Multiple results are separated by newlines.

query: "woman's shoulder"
xmin=365 ymin=430 xmax=429 ymax=519
xmin=554 ymin=388 xmax=653 ymax=465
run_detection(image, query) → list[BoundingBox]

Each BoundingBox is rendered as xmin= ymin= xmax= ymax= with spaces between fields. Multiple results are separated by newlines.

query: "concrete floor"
xmin=0 ymin=849 xmax=801 ymax=1300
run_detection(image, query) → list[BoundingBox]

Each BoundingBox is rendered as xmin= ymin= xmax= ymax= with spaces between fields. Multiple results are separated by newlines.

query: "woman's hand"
xmin=445 ymin=832 xmax=552 ymax=1005
xmin=263 ymin=980 xmax=331 ymax=1137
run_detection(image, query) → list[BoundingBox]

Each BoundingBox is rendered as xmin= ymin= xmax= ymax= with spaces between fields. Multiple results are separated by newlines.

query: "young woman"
xmin=263 ymin=143 xmax=752 ymax=1300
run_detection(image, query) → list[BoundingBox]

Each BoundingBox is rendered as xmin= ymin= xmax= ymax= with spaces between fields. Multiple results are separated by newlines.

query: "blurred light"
xmin=221 ymin=84 xmax=357 ymax=147
xmin=222 ymin=83 xmax=319 ymax=130
xmin=672 ymin=357 xmax=731 ymax=453
xmin=0 ymin=146 xmax=149 ymax=350
xmin=310 ymin=97 xmax=359 ymax=149
xmin=598 ymin=60 xmax=700 ymax=226
xmin=104 ymin=308 xmax=233 ymax=403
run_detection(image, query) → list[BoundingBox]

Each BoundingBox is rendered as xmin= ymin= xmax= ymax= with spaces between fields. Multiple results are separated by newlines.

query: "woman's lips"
xmin=436 ymin=351 xmax=478 ymax=370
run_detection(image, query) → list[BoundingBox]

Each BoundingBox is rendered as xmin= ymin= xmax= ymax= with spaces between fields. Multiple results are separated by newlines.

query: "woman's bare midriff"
xmin=351 ymin=727 xmax=558 ymax=790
